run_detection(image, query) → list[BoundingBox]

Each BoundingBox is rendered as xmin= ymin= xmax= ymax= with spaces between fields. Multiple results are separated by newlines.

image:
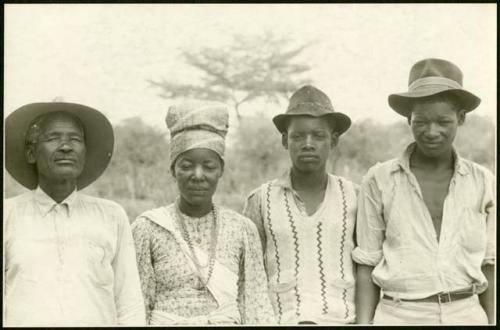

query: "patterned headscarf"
xmin=165 ymin=101 xmax=229 ymax=169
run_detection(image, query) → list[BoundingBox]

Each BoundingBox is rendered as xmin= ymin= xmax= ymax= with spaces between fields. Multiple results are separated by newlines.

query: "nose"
xmin=303 ymin=134 xmax=315 ymax=150
xmin=57 ymin=138 xmax=74 ymax=152
xmin=425 ymin=123 xmax=441 ymax=139
xmin=192 ymin=165 xmax=205 ymax=180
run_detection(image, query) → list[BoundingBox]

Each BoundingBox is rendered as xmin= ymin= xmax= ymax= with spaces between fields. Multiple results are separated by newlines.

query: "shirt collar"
xmin=33 ymin=186 xmax=79 ymax=217
xmin=391 ymin=142 xmax=469 ymax=176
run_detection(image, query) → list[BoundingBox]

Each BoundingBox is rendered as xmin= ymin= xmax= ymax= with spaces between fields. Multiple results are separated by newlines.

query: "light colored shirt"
xmin=243 ymin=171 xmax=359 ymax=324
xmin=352 ymin=143 xmax=496 ymax=300
xmin=3 ymin=187 xmax=146 ymax=326
xmin=132 ymin=204 xmax=275 ymax=325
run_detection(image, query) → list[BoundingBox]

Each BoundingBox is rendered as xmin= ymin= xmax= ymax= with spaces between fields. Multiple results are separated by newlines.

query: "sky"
xmin=4 ymin=4 xmax=497 ymax=131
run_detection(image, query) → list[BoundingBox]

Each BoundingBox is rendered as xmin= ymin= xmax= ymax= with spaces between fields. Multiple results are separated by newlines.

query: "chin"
xmin=295 ymin=163 xmax=323 ymax=173
xmin=184 ymin=195 xmax=212 ymax=207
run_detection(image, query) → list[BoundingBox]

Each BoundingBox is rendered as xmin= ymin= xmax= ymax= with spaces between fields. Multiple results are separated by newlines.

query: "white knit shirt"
xmin=244 ymin=172 xmax=358 ymax=324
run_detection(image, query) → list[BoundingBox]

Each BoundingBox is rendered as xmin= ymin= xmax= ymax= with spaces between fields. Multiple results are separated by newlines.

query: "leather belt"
xmin=383 ymin=287 xmax=475 ymax=304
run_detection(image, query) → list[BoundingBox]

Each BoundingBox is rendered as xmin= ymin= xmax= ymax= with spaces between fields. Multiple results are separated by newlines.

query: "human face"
xmin=410 ymin=99 xmax=464 ymax=158
xmin=26 ymin=113 xmax=86 ymax=186
xmin=283 ymin=116 xmax=338 ymax=173
xmin=173 ymin=148 xmax=223 ymax=209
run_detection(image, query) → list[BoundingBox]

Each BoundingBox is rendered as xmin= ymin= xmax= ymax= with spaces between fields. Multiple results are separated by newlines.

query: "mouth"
xmin=187 ymin=187 xmax=209 ymax=193
xmin=54 ymin=159 xmax=77 ymax=164
xmin=298 ymin=155 xmax=319 ymax=161
xmin=422 ymin=142 xmax=442 ymax=149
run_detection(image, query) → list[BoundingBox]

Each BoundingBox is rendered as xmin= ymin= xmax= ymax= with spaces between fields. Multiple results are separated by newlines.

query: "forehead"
xmin=39 ymin=112 xmax=84 ymax=134
xmin=177 ymin=148 xmax=221 ymax=162
xmin=411 ymin=100 xmax=458 ymax=118
xmin=287 ymin=116 xmax=332 ymax=131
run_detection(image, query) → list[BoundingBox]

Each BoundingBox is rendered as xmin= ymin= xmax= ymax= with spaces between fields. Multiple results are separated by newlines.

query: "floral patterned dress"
xmin=131 ymin=203 xmax=275 ymax=325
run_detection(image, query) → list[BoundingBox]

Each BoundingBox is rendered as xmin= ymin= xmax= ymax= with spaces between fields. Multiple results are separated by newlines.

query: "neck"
xmin=411 ymin=147 xmax=454 ymax=170
xmin=290 ymin=166 xmax=328 ymax=192
xmin=38 ymin=179 xmax=76 ymax=203
xmin=178 ymin=197 xmax=213 ymax=218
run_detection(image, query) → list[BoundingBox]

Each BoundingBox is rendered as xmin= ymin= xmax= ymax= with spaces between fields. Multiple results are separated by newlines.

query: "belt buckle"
xmin=438 ymin=291 xmax=452 ymax=304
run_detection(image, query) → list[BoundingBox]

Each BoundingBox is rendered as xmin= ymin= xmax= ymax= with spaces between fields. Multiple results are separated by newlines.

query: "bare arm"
xmin=479 ymin=264 xmax=495 ymax=324
xmin=355 ymin=264 xmax=380 ymax=324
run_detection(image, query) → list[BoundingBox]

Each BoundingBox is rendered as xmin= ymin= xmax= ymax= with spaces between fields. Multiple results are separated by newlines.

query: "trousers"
xmin=373 ymin=295 xmax=488 ymax=325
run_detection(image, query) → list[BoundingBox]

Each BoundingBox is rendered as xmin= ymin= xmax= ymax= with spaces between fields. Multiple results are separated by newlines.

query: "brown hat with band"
xmin=5 ymin=102 xmax=114 ymax=190
xmin=273 ymin=85 xmax=351 ymax=135
xmin=388 ymin=58 xmax=481 ymax=117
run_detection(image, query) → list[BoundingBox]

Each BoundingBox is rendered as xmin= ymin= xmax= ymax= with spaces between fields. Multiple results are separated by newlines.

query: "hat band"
xmin=409 ymin=76 xmax=462 ymax=91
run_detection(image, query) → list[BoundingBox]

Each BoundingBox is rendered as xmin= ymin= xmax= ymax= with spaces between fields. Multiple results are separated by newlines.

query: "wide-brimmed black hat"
xmin=273 ymin=85 xmax=351 ymax=135
xmin=388 ymin=58 xmax=481 ymax=117
xmin=5 ymin=102 xmax=114 ymax=190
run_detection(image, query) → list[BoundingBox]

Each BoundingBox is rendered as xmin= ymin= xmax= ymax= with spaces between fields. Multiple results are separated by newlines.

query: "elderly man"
xmin=4 ymin=102 xmax=146 ymax=326
xmin=243 ymin=85 xmax=358 ymax=325
xmin=353 ymin=58 xmax=495 ymax=325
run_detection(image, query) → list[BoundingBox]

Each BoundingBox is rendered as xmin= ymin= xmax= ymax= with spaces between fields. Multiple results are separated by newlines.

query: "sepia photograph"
xmin=3 ymin=3 xmax=496 ymax=326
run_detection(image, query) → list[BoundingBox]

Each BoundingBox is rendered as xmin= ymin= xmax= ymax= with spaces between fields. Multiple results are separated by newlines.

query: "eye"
xmin=314 ymin=132 xmax=327 ymax=139
xmin=177 ymin=162 xmax=192 ymax=170
xmin=204 ymin=163 xmax=218 ymax=170
xmin=70 ymin=136 xmax=83 ymax=142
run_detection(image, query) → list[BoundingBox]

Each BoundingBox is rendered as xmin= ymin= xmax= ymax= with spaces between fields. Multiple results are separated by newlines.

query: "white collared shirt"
xmin=3 ymin=187 xmax=146 ymax=326
xmin=352 ymin=143 xmax=496 ymax=299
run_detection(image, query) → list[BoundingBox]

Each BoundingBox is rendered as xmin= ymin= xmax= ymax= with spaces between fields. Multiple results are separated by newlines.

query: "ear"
xmin=330 ymin=131 xmax=339 ymax=148
xmin=170 ymin=165 xmax=177 ymax=179
xmin=281 ymin=133 xmax=289 ymax=149
xmin=25 ymin=145 xmax=36 ymax=164
xmin=457 ymin=110 xmax=466 ymax=125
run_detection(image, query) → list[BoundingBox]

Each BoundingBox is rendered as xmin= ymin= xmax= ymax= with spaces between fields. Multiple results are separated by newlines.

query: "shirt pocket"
xmin=85 ymin=239 xmax=114 ymax=286
xmin=460 ymin=208 xmax=487 ymax=254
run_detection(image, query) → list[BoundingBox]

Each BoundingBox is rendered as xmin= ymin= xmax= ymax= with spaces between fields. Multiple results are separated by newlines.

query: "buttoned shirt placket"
xmin=51 ymin=203 xmax=69 ymax=321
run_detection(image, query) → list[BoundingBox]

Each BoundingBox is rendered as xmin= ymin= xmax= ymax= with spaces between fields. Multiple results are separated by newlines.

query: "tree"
xmin=148 ymin=31 xmax=313 ymax=120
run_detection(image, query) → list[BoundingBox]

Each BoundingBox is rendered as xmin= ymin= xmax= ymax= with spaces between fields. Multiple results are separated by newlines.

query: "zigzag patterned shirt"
xmin=243 ymin=171 xmax=358 ymax=324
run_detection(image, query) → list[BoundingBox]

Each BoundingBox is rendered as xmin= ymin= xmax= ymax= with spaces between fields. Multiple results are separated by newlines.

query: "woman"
xmin=131 ymin=102 xmax=275 ymax=325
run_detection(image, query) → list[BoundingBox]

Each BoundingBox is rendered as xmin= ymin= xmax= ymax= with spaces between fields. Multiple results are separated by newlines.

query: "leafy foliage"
xmin=148 ymin=32 xmax=313 ymax=119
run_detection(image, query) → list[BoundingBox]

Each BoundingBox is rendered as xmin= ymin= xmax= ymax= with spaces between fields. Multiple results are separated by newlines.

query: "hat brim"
xmin=5 ymin=102 xmax=114 ymax=190
xmin=272 ymin=112 xmax=351 ymax=136
xmin=388 ymin=87 xmax=481 ymax=117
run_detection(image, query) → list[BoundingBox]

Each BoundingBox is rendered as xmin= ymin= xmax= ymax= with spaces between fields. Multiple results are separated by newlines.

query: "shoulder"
xmin=133 ymin=204 xmax=174 ymax=227
xmin=459 ymin=158 xmax=495 ymax=186
xmin=77 ymin=194 xmax=129 ymax=221
xmin=219 ymin=207 xmax=259 ymax=232
xmin=328 ymin=174 xmax=360 ymax=191
xmin=362 ymin=158 xmax=399 ymax=183
xmin=5 ymin=191 xmax=33 ymax=207
xmin=245 ymin=179 xmax=279 ymax=200
xmin=4 ymin=191 xmax=33 ymax=217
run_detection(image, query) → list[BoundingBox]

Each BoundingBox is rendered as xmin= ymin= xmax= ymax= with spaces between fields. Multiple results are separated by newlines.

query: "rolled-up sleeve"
xmin=482 ymin=169 xmax=496 ymax=266
xmin=352 ymin=172 xmax=385 ymax=266
xmin=112 ymin=209 xmax=146 ymax=325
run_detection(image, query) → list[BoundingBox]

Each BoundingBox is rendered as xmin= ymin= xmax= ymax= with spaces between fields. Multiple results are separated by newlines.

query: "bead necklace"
xmin=174 ymin=200 xmax=220 ymax=288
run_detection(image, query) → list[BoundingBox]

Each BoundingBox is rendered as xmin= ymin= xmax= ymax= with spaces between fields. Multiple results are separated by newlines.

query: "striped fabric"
xmin=259 ymin=174 xmax=358 ymax=324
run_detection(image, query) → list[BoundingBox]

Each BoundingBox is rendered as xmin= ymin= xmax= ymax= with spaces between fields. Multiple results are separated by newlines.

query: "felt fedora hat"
xmin=5 ymin=102 xmax=114 ymax=190
xmin=388 ymin=58 xmax=481 ymax=117
xmin=273 ymin=85 xmax=351 ymax=135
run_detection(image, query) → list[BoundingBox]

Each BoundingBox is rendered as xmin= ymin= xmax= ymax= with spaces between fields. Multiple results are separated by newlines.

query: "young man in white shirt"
xmin=353 ymin=58 xmax=495 ymax=325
